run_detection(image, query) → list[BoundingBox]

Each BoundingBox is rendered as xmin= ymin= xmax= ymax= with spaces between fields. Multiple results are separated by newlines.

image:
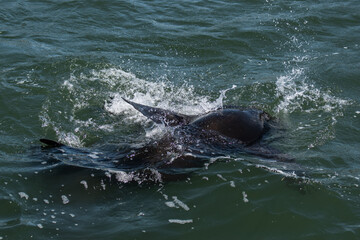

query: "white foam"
xmin=255 ymin=164 xmax=304 ymax=180
xmin=108 ymin=170 xmax=134 ymax=183
xmin=63 ymin=80 xmax=74 ymax=91
xmin=61 ymin=195 xmax=70 ymax=204
xmin=217 ymin=174 xmax=227 ymax=181
xmin=56 ymin=129 xmax=82 ymax=147
xmin=172 ymin=196 xmax=190 ymax=211
xmin=80 ymin=180 xmax=88 ymax=189
xmin=100 ymin=180 xmax=106 ymax=190
xmin=165 ymin=201 xmax=176 ymax=208
xmin=145 ymin=124 xmax=169 ymax=139
xmin=18 ymin=192 xmax=29 ymax=200
xmin=168 ymin=219 xmax=193 ymax=224
xmin=242 ymin=191 xmax=249 ymax=203
xmin=88 ymin=152 xmax=99 ymax=159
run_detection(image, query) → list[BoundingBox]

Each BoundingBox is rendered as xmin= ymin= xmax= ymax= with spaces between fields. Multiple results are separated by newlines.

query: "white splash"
xmin=57 ymin=131 xmax=82 ymax=147
xmin=242 ymin=191 xmax=249 ymax=203
xmin=18 ymin=192 xmax=29 ymax=200
xmin=275 ymin=67 xmax=350 ymax=114
xmin=88 ymin=152 xmax=99 ymax=159
xmin=100 ymin=67 xmax=229 ymax=123
xmin=217 ymin=174 xmax=227 ymax=181
xmin=61 ymin=195 xmax=70 ymax=204
xmin=172 ymin=196 xmax=190 ymax=211
xmin=108 ymin=170 xmax=134 ymax=183
xmin=80 ymin=180 xmax=88 ymax=189
xmin=165 ymin=201 xmax=176 ymax=208
xmin=41 ymin=66 xmax=237 ymax=148
xmin=63 ymin=80 xmax=74 ymax=90
xmin=100 ymin=180 xmax=106 ymax=190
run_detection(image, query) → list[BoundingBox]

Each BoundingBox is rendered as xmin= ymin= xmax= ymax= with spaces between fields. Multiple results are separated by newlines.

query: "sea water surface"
xmin=1 ymin=0 xmax=360 ymax=239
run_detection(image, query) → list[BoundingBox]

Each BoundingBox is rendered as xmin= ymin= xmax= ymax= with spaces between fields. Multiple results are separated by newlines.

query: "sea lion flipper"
xmin=122 ymin=98 xmax=193 ymax=126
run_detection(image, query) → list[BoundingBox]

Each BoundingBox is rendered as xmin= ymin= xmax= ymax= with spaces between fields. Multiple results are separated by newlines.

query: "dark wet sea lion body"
xmin=190 ymin=109 xmax=270 ymax=144
xmin=121 ymin=98 xmax=271 ymax=144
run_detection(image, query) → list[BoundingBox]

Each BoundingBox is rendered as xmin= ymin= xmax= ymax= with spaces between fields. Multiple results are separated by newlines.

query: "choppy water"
xmin=1 ymin=0 xmax=360 ymax=239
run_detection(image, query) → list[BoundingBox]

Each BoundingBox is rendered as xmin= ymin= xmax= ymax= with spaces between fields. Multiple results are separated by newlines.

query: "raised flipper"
xmin=122 ymin=98 xmax=195 ymax=126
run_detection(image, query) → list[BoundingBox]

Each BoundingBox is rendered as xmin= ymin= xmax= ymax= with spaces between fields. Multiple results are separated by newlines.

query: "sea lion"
xmin=40 ymin=99 xmax=293 ymax=181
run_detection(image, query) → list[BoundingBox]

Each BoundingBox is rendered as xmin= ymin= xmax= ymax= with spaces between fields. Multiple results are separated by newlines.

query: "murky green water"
xmin=1 ymin=0 xmax=360 ymax=239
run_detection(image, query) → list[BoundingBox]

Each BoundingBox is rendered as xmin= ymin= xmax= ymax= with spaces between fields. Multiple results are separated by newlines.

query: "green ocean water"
xmin=1 ymin=0 xmax=360 ymax=239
